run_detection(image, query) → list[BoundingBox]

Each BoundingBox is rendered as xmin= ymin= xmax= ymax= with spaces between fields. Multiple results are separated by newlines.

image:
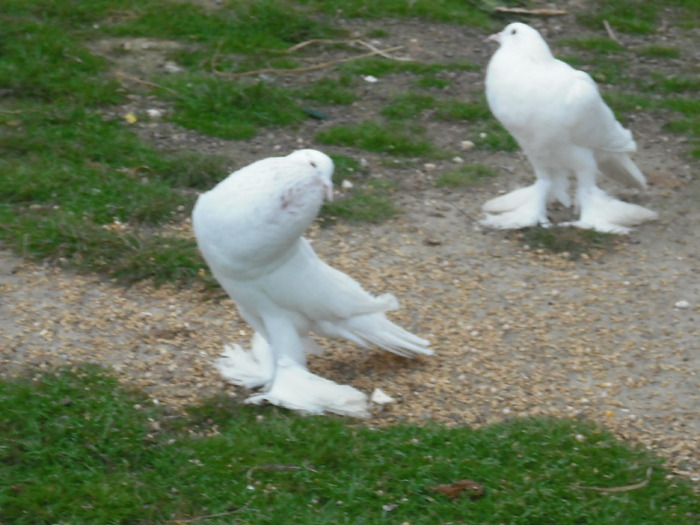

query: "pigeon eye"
xmin=511 ymin=29 xmax=517 ymax=35
xmin=310 ymin=161 xmax=317 ymax=168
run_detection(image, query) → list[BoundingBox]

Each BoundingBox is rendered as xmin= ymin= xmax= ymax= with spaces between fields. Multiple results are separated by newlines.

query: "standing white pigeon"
xmin=192 ymin=149 xmax=431 ymax=417
xmin=481 ymin=22 xmax=657 ymax=234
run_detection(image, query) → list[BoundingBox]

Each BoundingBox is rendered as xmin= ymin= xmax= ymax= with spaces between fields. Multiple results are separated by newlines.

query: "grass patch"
xmin=577 ymin=0 xmax=659 ymax=35
xmin=303 ymin=77 xmax=359 ymax=105
xmin=3 ymin=0 xmax=698 ymax=282
xmin=322 ymin=180 xmax=400 ymax=224
xmin=316 ymin=121 xmax=443 ymax=157
xmin=637 ymin=45 xmax=682 ymax=59
xmin=473 ymin=120 xmax=519 ymax=151
xmin=329 ymin=153 xmax=367 ymax=180
xmin=561 ymin=36 xmax=624 ymax=54
xmin=340 ymin=57 xmax=479 ymax=78
xmin=515 ymin=226 xmax=618 ymax=259
xmin=415 ymin=75 xmax=453 ymax=89
xmin=435 ymin=164 xmax=498 ymax=187
xmin=382 ymin=93 xmax=490 ymax=122
xmin=108 ymin=1 xmax=337 ymax=54
xmin=296 ymin=0 xmax=494 ymax=26
xmin=156 ymin=75 xmax=307 ymax=140
xmin=2 ymin=366 xmax=698 ymax=524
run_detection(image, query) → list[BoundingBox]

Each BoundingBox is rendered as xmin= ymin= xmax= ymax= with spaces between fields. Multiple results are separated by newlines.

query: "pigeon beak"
xmin=486 ymin=32 xmax=501 ymax=43
xmin=324 ymin=181 xmax=334 ymax=201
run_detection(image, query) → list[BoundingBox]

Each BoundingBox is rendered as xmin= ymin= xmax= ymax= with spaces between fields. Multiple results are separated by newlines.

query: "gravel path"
xmin=2 ymin=171 xmax=698 ymax=482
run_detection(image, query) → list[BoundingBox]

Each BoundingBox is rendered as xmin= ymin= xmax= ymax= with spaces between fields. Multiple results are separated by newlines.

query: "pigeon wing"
xmin=563 ymin=71 xmax=646 ymax=189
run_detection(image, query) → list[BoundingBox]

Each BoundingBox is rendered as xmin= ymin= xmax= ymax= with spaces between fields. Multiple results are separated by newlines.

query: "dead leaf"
xmin=431 ymin=479 xmax=486 ymax=500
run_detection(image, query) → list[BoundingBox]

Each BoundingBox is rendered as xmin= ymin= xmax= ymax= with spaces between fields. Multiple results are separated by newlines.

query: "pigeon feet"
xmin=215 ymin=333 xmax=275 ymax=389
xmin=481 ymin=184 xmax=550 ymax=230
xmin=246 ymin=358 xmax=370 ymax=417
xmin=568 ymin=189 xmax=658 ymax=234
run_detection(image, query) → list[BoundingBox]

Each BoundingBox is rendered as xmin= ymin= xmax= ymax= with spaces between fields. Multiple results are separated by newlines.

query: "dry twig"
xmin=246 ymin=463 xmax=318 ymax=482
xmin=495 ymin=7 xmax=568 ymax=16
xmin=572 ymin=467 xmax=652 ymax=493
xmin=603 ymin=20 xmax=624 ymax=46
xmin=114 ymin=71 xmax=180 ymax=95
xmin=212 ymin=39 xmax=408 ymax=79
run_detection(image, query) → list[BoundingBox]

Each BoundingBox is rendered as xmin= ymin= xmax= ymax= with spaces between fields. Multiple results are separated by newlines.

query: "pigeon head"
xmin=488 ymin=23 xmax=552 ymax=60
xmin=287 ymin=149 xmax=335 ymax=201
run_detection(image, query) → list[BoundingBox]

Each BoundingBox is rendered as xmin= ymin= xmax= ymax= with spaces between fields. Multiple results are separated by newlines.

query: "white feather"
xmin=246 ymin=358 xmax=370 ymax=418
xmin=193 ymin=149 xmax=431 ymax=417
xmin=481 ymin=23 xmax=656 ymax=233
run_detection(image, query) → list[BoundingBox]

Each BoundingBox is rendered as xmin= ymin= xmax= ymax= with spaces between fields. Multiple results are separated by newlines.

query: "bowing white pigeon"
xmin=481 ymin=22 xmax=657 ymax=234
xmin=192 ymin=149 xmax=431 ymax=417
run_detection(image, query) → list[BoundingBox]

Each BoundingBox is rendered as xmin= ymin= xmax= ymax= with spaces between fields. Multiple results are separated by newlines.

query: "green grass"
xmin=577 ymin=0 xmax=660 ymax=35
xmin=637 ymin=45 xmax=682 ymax=59
xmin=316 ymin=121 xmax=443 ymax=157
xmin=561 ymin=36 xmax=624 ymax=54
xmin=435 ymin=164 xmax=498 ymax=187
xmin=303 ymin=77 xmax=359 ymax=105
xmin=156 ymin=75 xmax=308 ymax=140
xmin=322 ymin=180 xmax=400 ymax=224
xmin=382 ymin=92 xmax=490 ymax=122
xmin=1 ymin=366 xmax=698 ymax=524
xmin=340 ymin=57 xmax=479 ymax=78
xmin=296 ymin=0 xmax=496 ymax=26
xmin=515 ymin=227 xmax=618 ymax=260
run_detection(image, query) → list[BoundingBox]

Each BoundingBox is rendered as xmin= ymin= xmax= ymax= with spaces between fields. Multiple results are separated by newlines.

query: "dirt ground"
xmin=1 ymin=8 xmax=698 ymax=481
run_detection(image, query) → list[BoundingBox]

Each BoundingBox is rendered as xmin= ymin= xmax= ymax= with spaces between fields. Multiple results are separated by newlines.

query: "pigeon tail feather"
xmin=318 ymin=313 xmax=432 ymax=358
xmin=596 ymin=152 xmax=647 ymax=190
xmin=246 ymin=358 xmax=369 ymax=417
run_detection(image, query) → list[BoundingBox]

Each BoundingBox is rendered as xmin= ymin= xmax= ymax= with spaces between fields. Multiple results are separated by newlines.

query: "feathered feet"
xmin=215 ymin=334 xmax=370 ymax=417
xmin=480 ymin=184 xmax=551 ymax=229
xmin=564 ymin=186 xmax=657 ymax=234
xmin=247 ymin=358 xmax=370 ymax=418
xmin=215 ymin=332 xmax=275 ymax=389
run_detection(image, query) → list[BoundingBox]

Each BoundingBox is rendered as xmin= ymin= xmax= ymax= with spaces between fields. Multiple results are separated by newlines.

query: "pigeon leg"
xmin=480 ymin=176 xmax=551 ymax=229
xmin=547 ymin=171 xmax=572 ymax=207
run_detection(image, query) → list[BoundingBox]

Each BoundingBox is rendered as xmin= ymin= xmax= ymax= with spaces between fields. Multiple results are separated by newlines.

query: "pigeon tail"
xmin=215 ymin=333 xmax=274 ymax=389
xmin=596 ymin=152 xmax=647 ymax=190
xmin=246 ymin=358 xmax=370 ymax=417
xmin=318 ymin=313 xmax=432 ymax=358
xmin=566 ymin=186 xmax=657 ymax=234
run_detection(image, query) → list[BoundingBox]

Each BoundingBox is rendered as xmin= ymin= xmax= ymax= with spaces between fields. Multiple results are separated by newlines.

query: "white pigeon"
xmin=481 ymin=22 xmax=657 ymax=234
xmin=192 ymin=149 xmax=432 ymax=417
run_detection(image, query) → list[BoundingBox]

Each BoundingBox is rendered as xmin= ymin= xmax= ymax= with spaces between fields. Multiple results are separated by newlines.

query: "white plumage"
xmin=192 ymin=149 xmax=431 ymax=417
xmin=481 ymin=22 xmax=657 ymax=234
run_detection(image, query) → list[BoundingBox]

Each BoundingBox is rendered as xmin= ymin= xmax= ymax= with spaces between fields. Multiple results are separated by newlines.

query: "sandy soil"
xmin=1 ymin=8 xmax=698 ymax=481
